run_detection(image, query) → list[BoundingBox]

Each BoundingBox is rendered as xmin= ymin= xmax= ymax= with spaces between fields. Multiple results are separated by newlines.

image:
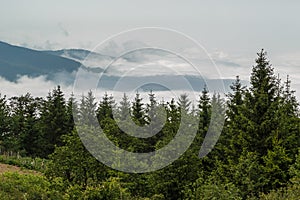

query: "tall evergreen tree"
xmin=9 ymin=93 xmax=41 ymax=155
xmin=65 ymin=93 xmax=78 ymax=134
xmin=132 ymin=92 xmax=146 ymax=125
xmin=145 ymin=90 xmax=157 ymax=125
xmin=78 ymin=90 xmax=98 ymax=126
xmin=39 ymin=86 xmax=68 ymax=157
xmin=222 ymin=50 xmax=298 ymax=195
xmin=23 ymin=95 xmax=41 ymax=156
xmin=198 ymin=85 xmax=211 ymax=135
xmin=273 ymin=75 xmax=300 ymax=160
xmin=243 ymin=49 xmax=278 ymax=155
xmin=177 ymin=93 xmax=191 ymax=114
xmin=96 ymin=92 xmax=115 ymax=125
xmin=0 ymin=94 xmax=10 ymax=152
xmin=144 ymin=91 xmax=166 ymax=149
xmin=167 ymin=98 xmax=180 ymax=126
xmin=226 ymin=76 xmax=245 ymax=119
xmin=224 ymin=76 xmax=246 ymax=158
xmin=118 ymin=93 xmax=131 ymax=121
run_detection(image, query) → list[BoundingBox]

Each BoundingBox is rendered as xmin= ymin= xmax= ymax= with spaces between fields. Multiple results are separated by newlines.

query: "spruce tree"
xmin=0 ymin=94 xmax=10 ymax=152
xmin=167 ymin=98 xmax=180 ymax=126
xmin=118 ymin=93 xmax=131 ymax=121
xmin=177 ymin=93 xmax=191 ymax=114
xmin=145 ymin=90 xmax=157 ymax=124
xmin=243 ymin=49 xmax=278 ymax=155
xmin=132 ymin=92 xmax=146 ymax=125
xmin=22 ymin=95 xmax=41 ymax=156
xmin=280 ymin=75 xmax=300 ymax=157
xmin=39 ymin=86 xmax=68 ymax=157
xmin=144 ymin=91 xmax=166 ymax=150
xmin=78 ymin=90 xmax=98 ymax=126
xmin=224 ymin=76 xmax=246 ymax=158
xmin=198 ymin=85 xmax=211 ymax=135
xmin=8 ymin=93 xmax=41 ymax=155
xmin=226 ymin=76 xmax=245 ymax=119
xmin=223 ymin=50 xmax=298 ymax=195
xmin=66 ymin=93 xmax=78 ymax=134
xmin=96 ymin=92 xmax=115 ymax=125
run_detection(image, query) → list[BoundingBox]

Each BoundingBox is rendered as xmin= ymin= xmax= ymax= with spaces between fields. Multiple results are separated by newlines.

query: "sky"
xmin=1 ymin=0 xmax=300 ymax=100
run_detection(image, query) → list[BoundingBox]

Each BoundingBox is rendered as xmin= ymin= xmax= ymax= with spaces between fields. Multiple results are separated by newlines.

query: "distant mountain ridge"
xmin=0 ymin=41 xmax=82 ymax=81
xmin=43 ymin=49 xmax=113 ymax=62
xmin=0 ymin=41 xmax=236 ymax=93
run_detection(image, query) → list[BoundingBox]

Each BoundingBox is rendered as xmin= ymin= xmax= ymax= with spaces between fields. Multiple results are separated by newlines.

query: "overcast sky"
xmin=1 ymin=0 xmax=300 ymax=99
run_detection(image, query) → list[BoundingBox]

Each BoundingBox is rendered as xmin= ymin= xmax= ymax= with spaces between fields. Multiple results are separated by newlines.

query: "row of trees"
xmin=0 ymin=50 xmax=300 ymax=199
xmin=0 ymin=86 xmax=73 ymax=157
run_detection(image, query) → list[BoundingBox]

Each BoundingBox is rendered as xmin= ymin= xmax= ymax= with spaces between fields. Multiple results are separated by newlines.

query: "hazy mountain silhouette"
xmin=0 ymin=41 xmax=82 ymax=81
xmin=0 ymin=41 xmax=236 ymax=93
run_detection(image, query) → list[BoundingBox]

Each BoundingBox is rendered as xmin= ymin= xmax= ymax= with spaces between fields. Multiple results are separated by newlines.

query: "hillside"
xmin=0 ymin=41 xmax=82 ymax=81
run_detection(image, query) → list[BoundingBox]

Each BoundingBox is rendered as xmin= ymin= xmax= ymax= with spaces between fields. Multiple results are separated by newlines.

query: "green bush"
xmin=0 ymin=172 xmax=63 ymax=200
xmin=259 ymin=178 xmax=300 ymax=200
xmin=0 ymin=172 xmax=142 ymax=200
xmin=184 ymin=175 xmax=242 ymax=200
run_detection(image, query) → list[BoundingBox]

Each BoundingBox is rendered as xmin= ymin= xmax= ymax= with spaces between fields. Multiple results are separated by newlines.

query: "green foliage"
xmin=289 ymin=149 xmax=300 ymax=179
xmin=132 ymin=92 xmax=147 ymax=125
xmin=262 ymin=141 xmax=292 ymax=190
xmin=5 ymin=93 xmax=41 ymax=155
xmin=0 ymin=172 xmax=137 ymax=200
xmin=96 ymin=92 xmax=115 ymax=124
xmin=78 ymin=90 xmax=98 ymax=126
xmin=38 ymin=86 xmax=70 ymax=157
xmin=0 ymin=94 xmax=10 ymax=152
xmin=259 ymin=178 xmax=300 ymax=200
xmin=1 ymin=50 xmax=300 ymax=199
xmin=184 ymin=173 xmax=242 ymax=200
xmin=198 ymin=85 xmax=211 ymax=133
xmin=221 ymin=50 xmax=300 ymax=197
xmin=0 ymin=172 xmax=63 ymax=200
xmin=45 ymin=130 xmax=109 ymax=186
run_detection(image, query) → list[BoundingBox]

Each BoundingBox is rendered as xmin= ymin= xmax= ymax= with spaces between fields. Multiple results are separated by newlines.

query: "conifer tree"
xmin=23 ymin=95 xmax=41 ymax=156
xmin=243 ymin=49 xmax=278 ymax=155
xmin=66 ymin=93 xmax=78 ymax=134
xmin=144 ymin=91 xmax=166 ymax=150
xmin=118 ymin=93 xmax=131 ymax=121
xmin=198 ymin=85 xmax=211 ymax=135
xmin=226 ymin=76 xmax=245 ymax=119
xmin=167 ymin=98 xmax=180 ymax=126
xmin=96 ymin=92 xmax=115 ymax=124
xmin=223 ymin=50 xmax=297 ymax=195
xmin=8 ymin=93 xmax=41 ymax=155
xmin=78 ymin=90 xmax=98 ymax=126
xmin=0 ymin=94 xmax=10 ymax=152
xmin=279 ymin=75 xmax=300 ymax=156
xmin=145 ymin=90 xmax=157 ymax=124
xmin=177 ymin=93 xmax=191 ymax=114
xmin=39 ymin=86 xmax=68 ymax=157
xmin=132 ymin=92 xmax=146 ymax=125
xmin=156 ymin=98 xmax=180 ymax=149
xmin=224 ymin=76 xmax=246 ymax=158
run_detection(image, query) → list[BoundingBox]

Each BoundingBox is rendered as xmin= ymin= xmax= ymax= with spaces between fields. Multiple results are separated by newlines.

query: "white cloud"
xmin=0 ymin=75 xmax=72 ymax=98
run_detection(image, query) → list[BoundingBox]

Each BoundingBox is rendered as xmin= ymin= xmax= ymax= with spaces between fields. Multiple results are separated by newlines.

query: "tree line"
xmin=0 ymin=49 xmax=300 ymax=199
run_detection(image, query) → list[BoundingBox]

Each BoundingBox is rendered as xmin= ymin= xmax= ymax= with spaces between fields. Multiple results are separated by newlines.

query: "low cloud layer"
xmin=0 ymin=75 xmax=73 ymax=98
xmin=1 ymin=39 xmax=299 ymax=103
